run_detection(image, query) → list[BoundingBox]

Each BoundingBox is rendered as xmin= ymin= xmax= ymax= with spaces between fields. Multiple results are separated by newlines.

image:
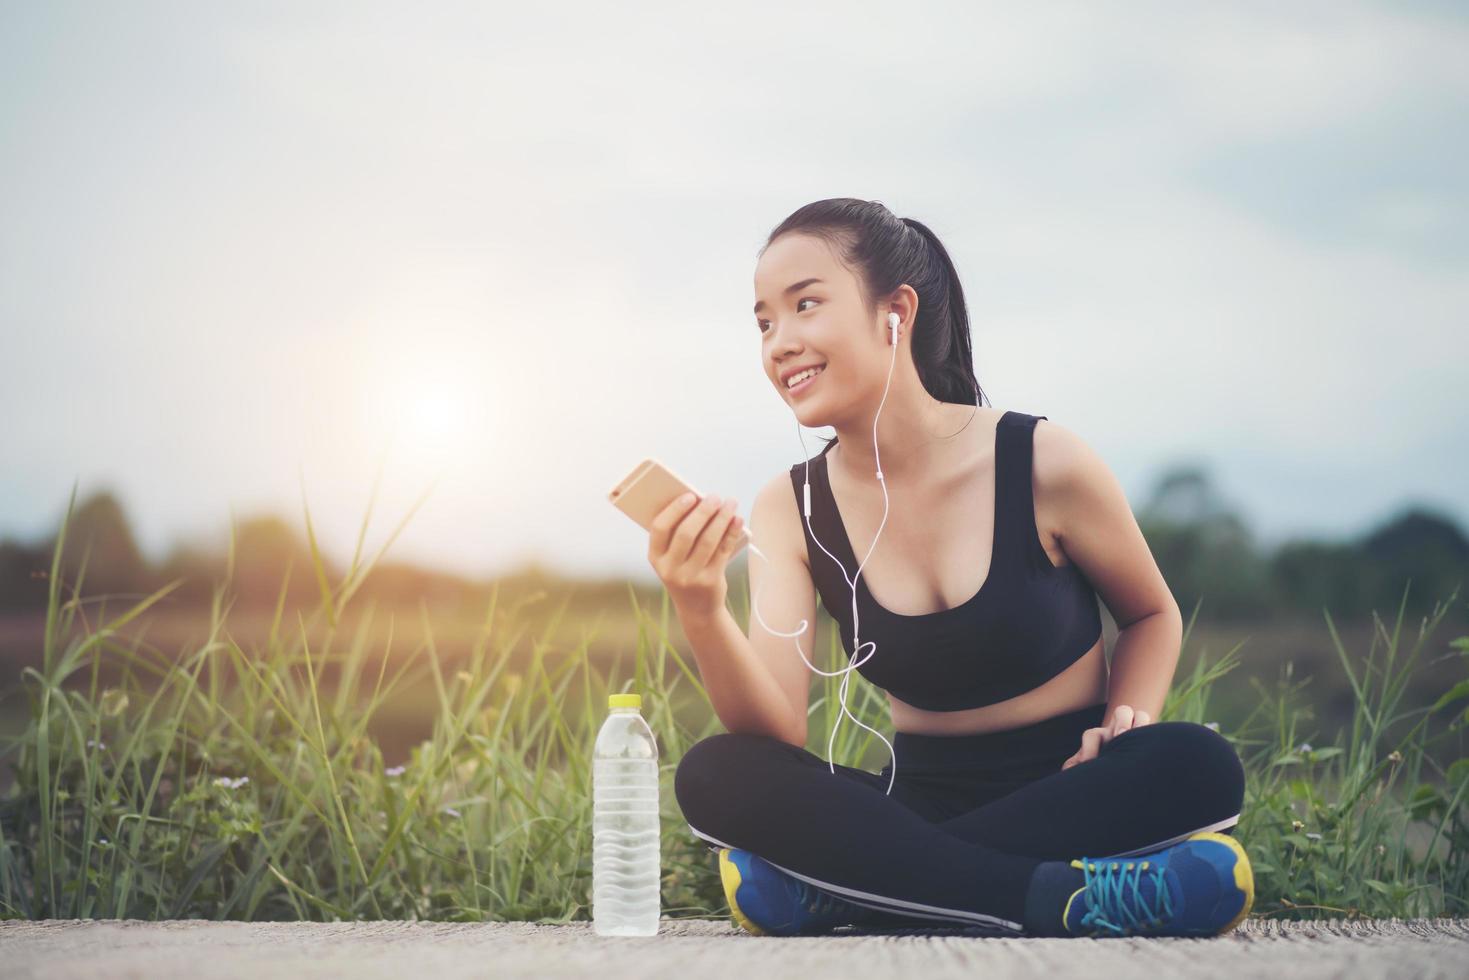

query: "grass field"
xmin=0 ymin=488 xmax=1464 ymax=923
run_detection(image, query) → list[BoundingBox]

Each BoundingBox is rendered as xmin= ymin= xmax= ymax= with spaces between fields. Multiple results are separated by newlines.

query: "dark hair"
xmin=759 ymin=198 xmax=988 ymax=450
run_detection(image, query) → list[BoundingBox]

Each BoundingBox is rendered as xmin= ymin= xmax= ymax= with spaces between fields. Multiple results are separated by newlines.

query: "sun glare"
xmin=405 ymin=389 xmax=463 ymax=449
xmin=356 ymin=345 xmax=489 ymax=472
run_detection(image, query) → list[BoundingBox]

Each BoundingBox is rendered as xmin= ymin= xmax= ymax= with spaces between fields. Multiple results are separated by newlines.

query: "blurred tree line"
xmin=1131 ymin=465 xmax=1466 ymax=621
xmin=0 ymin=493 xmax=490 ymax=614
xmin=0 ymin=465 xmax=1465 ymax=623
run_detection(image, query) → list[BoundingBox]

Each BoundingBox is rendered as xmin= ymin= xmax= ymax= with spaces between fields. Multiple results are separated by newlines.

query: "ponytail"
xmin=899 ymin=216 xmax=984 ymax=408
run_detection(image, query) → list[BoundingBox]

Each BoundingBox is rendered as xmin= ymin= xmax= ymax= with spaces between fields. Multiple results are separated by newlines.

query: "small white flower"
xmin=87 ymin=738 xmax=106 ymax=750
xmin=385 ymin=765 xmax=406 ymax=777
xmin=1299 ymin=742 xmax=1313 ymax=753
xmin=213 ymin=775 xmax=249 ymax=790
xmin=442 ymin=806 xmax=462 ymax=818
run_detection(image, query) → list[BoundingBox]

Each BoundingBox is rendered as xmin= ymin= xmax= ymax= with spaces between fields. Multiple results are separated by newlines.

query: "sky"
xmin=2 ymin=0 xmax=1466 ymax=583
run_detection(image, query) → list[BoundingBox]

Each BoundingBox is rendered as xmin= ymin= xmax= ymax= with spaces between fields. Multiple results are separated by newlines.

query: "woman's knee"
xmin=1120 ymin=721 xmax=1245 ymax=814
xmin=673 ymin=732 xmax=789 ymax=830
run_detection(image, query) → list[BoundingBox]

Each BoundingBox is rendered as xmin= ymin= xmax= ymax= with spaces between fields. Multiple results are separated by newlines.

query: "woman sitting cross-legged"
xmin=646 ymin=198 xmax=1251 ymax=938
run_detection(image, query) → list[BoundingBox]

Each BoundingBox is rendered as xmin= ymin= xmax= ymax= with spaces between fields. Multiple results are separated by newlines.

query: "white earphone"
xmin=745 ymin=308 xmax=907 ymax=794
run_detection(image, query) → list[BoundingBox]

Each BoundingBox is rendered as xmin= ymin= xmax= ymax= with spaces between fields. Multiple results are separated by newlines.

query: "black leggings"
xmin=673 ymin=702 xmax=1245 ymax=934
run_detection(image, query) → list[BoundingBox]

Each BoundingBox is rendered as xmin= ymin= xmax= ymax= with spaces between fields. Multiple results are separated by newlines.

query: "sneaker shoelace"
xmin=1076 ymin=858 xmax=1174 ymax=935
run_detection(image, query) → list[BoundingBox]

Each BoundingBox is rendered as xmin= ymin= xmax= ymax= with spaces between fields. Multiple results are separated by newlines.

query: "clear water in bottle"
xmin=592 ymin=691 xmax=661 ymax=936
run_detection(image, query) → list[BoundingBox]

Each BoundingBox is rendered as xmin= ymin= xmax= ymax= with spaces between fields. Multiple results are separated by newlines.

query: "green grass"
xmin=0 ymin=483 xmax=1465 ymax=922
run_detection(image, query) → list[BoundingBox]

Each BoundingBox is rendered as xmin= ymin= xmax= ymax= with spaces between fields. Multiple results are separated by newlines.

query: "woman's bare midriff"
xmin=887 ymin=636 xmax=1108 ymax=736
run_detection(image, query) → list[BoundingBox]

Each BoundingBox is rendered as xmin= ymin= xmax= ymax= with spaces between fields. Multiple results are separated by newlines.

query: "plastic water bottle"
xmin=592 ymin=691 xmax=661 ymax=936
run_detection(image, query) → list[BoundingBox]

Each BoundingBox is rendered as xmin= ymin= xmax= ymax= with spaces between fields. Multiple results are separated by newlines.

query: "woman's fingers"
xmin=1062 ymin=727 xmax=1108 ymax=769
xmin=692 ymin=497 xmax=738 ymax=567
xmin=1060 ymin=708 xmax=1159 ymax=771
xmin=669 ymin=494 xmax=724 ymax=565
xmin=717 ymin=510 xmax=746 ymax=559
xmin=647 ymin=492 xmax=701 ymax=564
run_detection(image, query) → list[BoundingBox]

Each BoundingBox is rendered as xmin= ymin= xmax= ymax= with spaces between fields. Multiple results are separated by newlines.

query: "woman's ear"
xmin=882 ymin=286 xmax=917 ymax=343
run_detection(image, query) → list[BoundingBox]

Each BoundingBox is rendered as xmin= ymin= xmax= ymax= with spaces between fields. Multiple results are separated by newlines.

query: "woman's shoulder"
xmin=750 ymin=466 xmax=812 ymax=566
xmin=1024 ymin=413 xmax=1097 ymax=504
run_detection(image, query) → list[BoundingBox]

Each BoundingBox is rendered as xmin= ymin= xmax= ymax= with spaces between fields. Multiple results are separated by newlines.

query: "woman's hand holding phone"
xmin=647 ymin=491 xmax=744 ymax=623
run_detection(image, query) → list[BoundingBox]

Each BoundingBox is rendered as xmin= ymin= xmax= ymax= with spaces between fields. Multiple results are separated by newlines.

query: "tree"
xmin=39 ymin=490 xmax=148 ymax=599
xmin=1137 ymin=465 xmax=1272 ymax=620
xmin=1357 ymin=506 xmax=1469 ymax=616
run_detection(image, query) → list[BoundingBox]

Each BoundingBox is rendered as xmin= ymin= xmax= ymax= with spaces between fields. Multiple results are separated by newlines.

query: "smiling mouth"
xmin=788 ymin=374 xmax=819 ymax=395
xmin=785 ymin=365 xmax=825 ymax=394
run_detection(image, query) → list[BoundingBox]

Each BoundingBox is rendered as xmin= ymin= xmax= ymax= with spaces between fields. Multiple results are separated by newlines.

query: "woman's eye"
xmin=757 ymin=298 xmax=819 ymax=334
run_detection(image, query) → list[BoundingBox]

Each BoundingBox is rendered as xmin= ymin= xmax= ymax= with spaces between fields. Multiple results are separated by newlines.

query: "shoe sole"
xmin=1186 ymin=831 xmax=1255 ymax=935
xmin=718 ymin=847 xmax=770 ymax=937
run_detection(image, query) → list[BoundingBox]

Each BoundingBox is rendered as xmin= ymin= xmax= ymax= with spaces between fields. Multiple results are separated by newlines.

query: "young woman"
xmin=647 ymin=198 xmax=1252 ymax=938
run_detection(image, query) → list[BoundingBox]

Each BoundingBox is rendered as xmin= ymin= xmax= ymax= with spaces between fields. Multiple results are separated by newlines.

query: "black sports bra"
xmin=789 ymin=410 xmax=1103 ymax=712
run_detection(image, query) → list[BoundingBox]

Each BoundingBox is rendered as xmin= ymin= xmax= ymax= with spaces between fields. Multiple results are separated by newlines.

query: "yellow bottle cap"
xmin=608 ymin=693 xmax=641 ymax=709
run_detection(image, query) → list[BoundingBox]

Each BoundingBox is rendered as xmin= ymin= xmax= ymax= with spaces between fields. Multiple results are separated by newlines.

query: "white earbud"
xmin=888 ymin=311 xmax=899 ymax=345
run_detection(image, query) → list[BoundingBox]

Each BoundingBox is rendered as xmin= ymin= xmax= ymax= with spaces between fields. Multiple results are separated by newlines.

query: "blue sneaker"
xmin=718 ymin=847 xmax=881 ymax=936
xmin=1062 ymin=831 xmax=1254 ymax=937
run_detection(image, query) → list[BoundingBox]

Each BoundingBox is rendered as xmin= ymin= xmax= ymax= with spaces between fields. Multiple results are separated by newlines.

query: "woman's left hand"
xmin=1061 ymin=705 xmax=1152 ymax=770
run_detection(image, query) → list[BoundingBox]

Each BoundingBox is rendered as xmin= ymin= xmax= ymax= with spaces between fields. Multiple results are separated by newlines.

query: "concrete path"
xmin=2 ymin=917 xmax=1467 ymax=979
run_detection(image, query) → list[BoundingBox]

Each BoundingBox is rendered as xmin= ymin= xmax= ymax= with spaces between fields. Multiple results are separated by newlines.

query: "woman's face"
xmin=753 ymin=233 xmax=877 ymax=425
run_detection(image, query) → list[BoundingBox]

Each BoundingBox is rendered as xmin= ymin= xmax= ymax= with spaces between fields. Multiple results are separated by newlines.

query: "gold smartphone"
xmin=608 ymin=457 xmax=752 ymax=551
